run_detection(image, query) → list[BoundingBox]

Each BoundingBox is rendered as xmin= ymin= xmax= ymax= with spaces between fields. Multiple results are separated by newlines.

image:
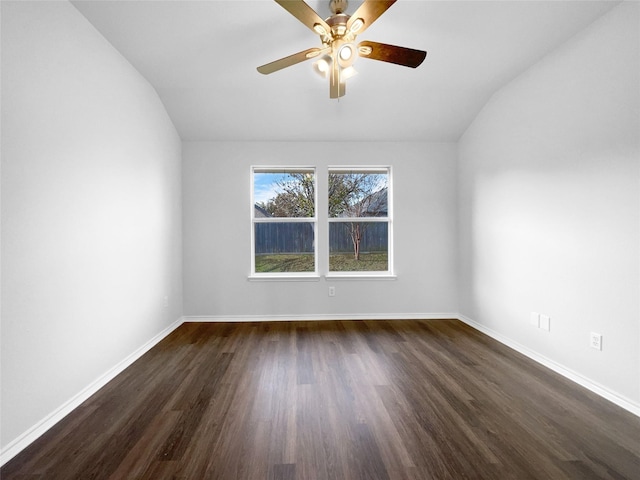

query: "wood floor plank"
xmin=2 ymin=319 xmax=639 ymax=479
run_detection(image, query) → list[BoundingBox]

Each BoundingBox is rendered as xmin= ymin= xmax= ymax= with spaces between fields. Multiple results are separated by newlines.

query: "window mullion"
xmin=327 ymin=217 xmax=388 ymax=223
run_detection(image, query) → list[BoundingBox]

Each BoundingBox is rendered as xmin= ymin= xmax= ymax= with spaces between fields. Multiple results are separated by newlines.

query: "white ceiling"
xmin=71 ymin=0 xmax=619 ymax=142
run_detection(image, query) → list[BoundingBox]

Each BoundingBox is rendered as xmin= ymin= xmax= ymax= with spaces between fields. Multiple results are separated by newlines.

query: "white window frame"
xmin=250 ymin=166 xmax=319 ymax=280
xmin=326 ymin=166 xmax=394 ymax=278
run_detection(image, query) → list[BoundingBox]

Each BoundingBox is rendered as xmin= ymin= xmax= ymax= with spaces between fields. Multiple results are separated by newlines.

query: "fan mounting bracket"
xmin=329 ymin=0 xmax=348 ymax=15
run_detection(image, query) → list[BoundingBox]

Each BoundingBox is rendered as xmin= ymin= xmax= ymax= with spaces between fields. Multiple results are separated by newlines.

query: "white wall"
xmin=183 ymin=141 xmax=458 ymax=319
xmin=1 ymin=0 xmax=183 ymax=453
xmin=2 ymin=0 xmax=637 ymax=465
xmin=458 ymin=1 xmax=639 ymax=406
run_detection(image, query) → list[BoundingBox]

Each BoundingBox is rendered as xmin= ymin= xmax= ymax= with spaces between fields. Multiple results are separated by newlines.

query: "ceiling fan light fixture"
xmin=313 ymin=57 xmax=331 ymax=78
xmin=339 ymin=44 xmax=353 ymax=61
xmin=341 ymin=66 xmax=358 ymax=80
xmin=257 ymin=0 xmax=427 ymax=99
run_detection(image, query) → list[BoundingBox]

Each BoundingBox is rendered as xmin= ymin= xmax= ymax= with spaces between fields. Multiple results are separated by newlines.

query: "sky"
xmin=253 ymin=172 xmax=288 ymax=205
xmin=253 ymin=171 xmax=388 ymax=205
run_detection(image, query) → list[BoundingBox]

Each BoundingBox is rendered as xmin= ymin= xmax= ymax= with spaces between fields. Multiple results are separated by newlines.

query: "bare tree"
xmin=329 ymin=173 xmax=387 ymax=261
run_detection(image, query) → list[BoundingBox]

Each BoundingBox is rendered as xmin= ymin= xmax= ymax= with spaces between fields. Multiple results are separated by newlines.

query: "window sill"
xmin=247 ymin=274 xmax=396 ymax=282
xmin=324 ymin=274 xmax=397 ymax=281
xmin=248 ymin=275 xmax=321 ymax=282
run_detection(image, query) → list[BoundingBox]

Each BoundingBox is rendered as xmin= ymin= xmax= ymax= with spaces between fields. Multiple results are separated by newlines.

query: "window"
xmin=251 ymin=168 xmax=317 ymax=276
xmin=251 ymin=166 xmax=392 ymax=278
xmin=328 ymin=167 xmax=392 ymax=275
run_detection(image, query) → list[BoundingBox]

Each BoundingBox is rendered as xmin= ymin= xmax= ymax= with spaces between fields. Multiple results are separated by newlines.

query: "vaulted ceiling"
xmin=71 ymin=0 xmax=619 ymax=142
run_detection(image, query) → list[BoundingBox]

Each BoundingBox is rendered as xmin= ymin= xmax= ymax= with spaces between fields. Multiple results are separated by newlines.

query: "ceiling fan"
xmin=257 ymin=0 xmax=427 ymax=98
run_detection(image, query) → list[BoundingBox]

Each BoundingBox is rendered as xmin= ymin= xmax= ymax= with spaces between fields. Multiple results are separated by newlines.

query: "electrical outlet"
xmin=328 ymin=286 xmax=335 ymax=297
xmin=163 ymin=296 xmax=169 ymax=308
xmin=590 ymin=332 xmax=602 ymax=351
xmin=539 ymin=314 xmax=550 ymax=332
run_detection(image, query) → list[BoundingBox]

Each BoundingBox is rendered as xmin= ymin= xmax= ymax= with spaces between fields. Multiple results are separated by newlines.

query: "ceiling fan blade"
xmin=257 ymin=47 xmax=329 ymax=75
xmin=347 ymin=0 xmax=397 ymax=35
xmin=357 ymin=41 xmax=426 ymax=68
xmin=329 ymin=58 xmax=345 ymax=98
xmin=275 ymin=0 xmax=331 ymax=35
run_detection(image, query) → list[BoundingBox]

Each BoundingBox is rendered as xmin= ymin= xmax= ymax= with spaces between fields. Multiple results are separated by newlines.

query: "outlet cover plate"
xmin=539 ymin=314 xmax=550 ymax=331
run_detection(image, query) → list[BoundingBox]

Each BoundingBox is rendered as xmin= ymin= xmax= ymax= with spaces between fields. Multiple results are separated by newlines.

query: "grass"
xmin=255 ymin=254 xmax=314 ymax=272
xmin=329 ymin=252 xmax=388 ymax=272
xmin=254 ymin=252 xmax=388 ymax=272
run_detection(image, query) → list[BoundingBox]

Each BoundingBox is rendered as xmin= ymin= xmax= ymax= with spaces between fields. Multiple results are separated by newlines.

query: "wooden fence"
xmin=254 ymin=223 xmax=314 ymax=254
xmin=329 ymin=222 xmax=388 ymax=253
xmin=254 ymin=222 xmax=388 ymax=254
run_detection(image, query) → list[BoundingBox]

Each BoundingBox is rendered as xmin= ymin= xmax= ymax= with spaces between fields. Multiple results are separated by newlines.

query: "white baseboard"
xmin=457 ymin=313 xmax=640 ymax=418
xmin=0 ymin=317 xmax=184 ymax=467
xmin=182 ymin=313 xmax=459 ymax=323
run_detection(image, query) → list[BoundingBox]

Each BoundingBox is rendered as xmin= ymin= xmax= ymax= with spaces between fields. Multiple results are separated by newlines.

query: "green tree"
xmin=261 ymin=173 xmax=315 ymax=217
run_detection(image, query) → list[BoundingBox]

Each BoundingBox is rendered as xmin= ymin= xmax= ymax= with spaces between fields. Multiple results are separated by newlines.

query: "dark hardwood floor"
xmin=2 ymin=319 xmax=639 ymax=479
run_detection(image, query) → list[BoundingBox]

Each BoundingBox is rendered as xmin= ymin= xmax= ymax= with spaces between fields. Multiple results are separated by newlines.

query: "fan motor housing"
xmin=326 ymin=13 xmax=350 ymax=38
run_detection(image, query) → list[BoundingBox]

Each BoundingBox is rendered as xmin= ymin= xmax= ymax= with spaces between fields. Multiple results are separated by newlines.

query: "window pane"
xmin=254 ymin=171 xmax=315 ymax=218
xmin=255 ymin=222 xmax=315 ymax=272
xmin=328 ymin=172 xmax=388 ymax=218
xmin=329 ymin=222 xmax=388 ymax=272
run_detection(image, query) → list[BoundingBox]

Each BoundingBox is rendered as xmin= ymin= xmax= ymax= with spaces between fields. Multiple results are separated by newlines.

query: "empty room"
xmin=1 ymin=0 xmax=639 ymax=478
